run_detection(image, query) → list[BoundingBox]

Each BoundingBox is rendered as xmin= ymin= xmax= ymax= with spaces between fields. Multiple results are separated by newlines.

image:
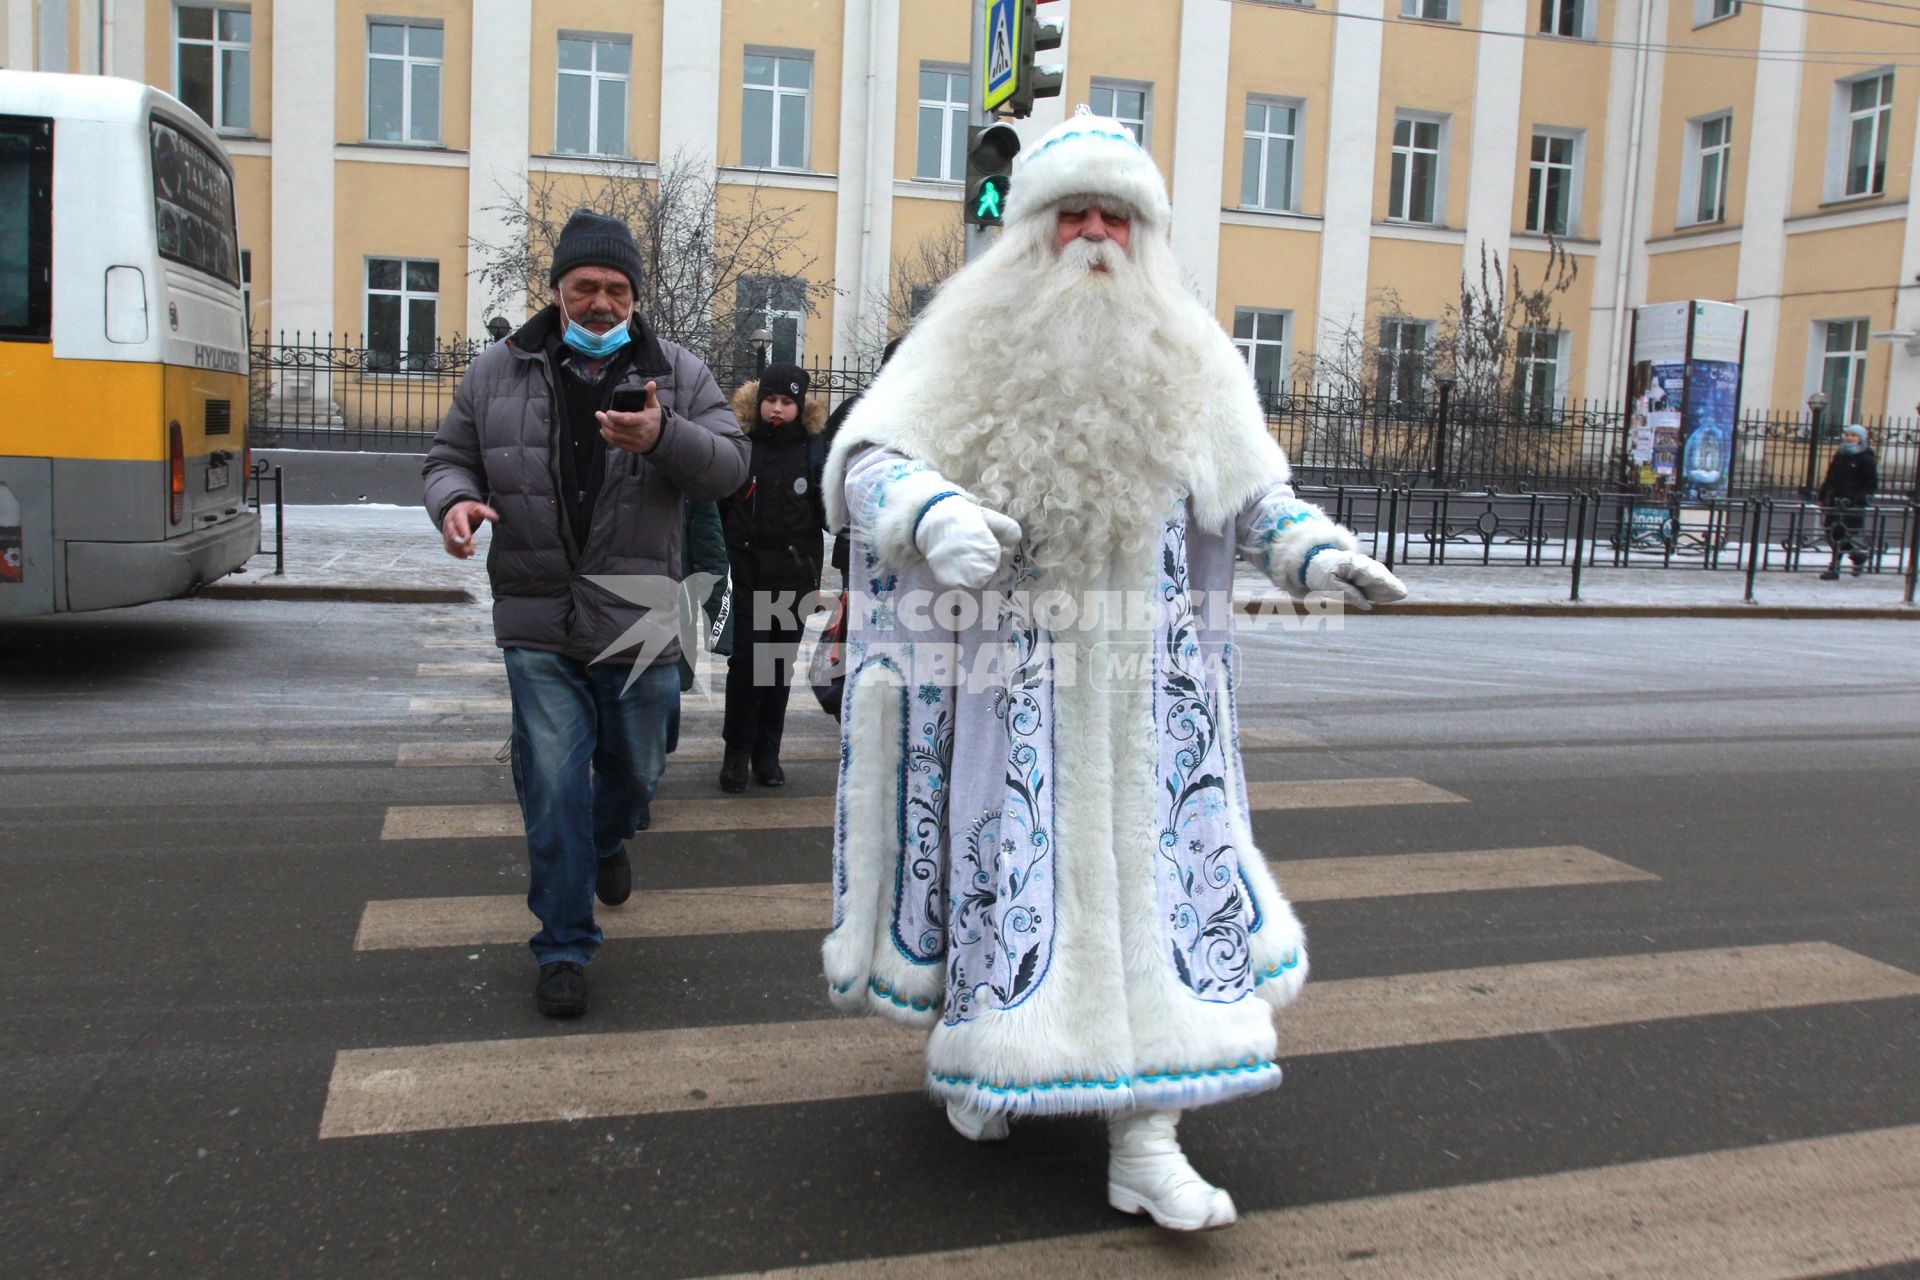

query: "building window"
xmin=1539 ymin=0 xmax=1587 ymax=36
xmin=1818 ymin=319 xmax=1869 ymax=423
xmin=1233 ymin=309 xmax=1291 ymax=395
xmin=1682 ymin=112 xmax=1732 ymax=226
xmin=909 ymin=284 xmax=938 ymax=319
xmin=1401 ymin=0 xmax=1457 ymax=20
xmin=1241 ymin=97 xmax=1302 ymax=213
xmin=742 ymin=52 xmax=812 ymax=170
xmin=366 ymin=258 xmax=439 ymax=373
xmin=1515 ymin=328 xmax=1567 ymax=408
xmin=240 ymin=249 xmax=253 ymax=334
xmin=738 ymin=274 xmax=807 ymax=365
xmin=916 ymin=66 xmax=968 ymax=181
xmin=367 ymin=20 xmax=442 ymax=145
xmin=1526 ymin=129 xmax=1579 ymax=236
xmin=1693 ymin=0 xmax=1739 ymax=24
xmin=1376 ymin=318 xmax=1431 ymax=405
xmin=1389 ymin=113 xmax=1446 ymax=225
xmin=1090 ymin=81 xmax=1150 ymax=147
xmin=1839 ymin=72 xmax=1893 ymax=199
xmin=174 ymin=5 xmax=251 ymax=134
xmin=0 ymin=115 xmax=53 ymax=341
xmin=556 ymin=34 xmax=631 ymax=156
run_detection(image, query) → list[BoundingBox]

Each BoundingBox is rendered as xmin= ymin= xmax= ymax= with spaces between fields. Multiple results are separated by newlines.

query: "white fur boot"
xmin=1106 ymin=1110 xmax=1236 ymax=1231
xmin=946 ymin=1098 xmax=1010 ymax=1143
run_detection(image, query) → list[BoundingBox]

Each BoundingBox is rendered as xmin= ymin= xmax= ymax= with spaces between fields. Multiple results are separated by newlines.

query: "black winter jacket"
xmin=719 ymin=380 xmax=828 ymax=590
xmin=421 ymin=307 xmax=749 ymax=665
xmin=1819 ymin=448 xmax=1878 ymax=508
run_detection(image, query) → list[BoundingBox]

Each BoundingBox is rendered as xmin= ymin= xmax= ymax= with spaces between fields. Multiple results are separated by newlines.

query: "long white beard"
xmin=908 ymin=232 xmax=1196 ymax=589
xmin=829 ymin=213 xmax=1289 ymax=592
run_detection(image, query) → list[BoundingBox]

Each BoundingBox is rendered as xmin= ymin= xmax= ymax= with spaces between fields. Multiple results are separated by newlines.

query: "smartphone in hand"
xmin=609 ymin=387 xmax=651 ymax=413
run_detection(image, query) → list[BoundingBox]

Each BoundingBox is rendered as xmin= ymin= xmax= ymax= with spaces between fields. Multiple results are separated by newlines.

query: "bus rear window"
xmin=150 ymin=115 xmax=239 ymax=285
xmin=0 ymin=114 xmax=53 ymax=341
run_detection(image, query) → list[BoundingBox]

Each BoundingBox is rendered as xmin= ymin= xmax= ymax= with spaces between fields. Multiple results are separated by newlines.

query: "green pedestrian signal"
xmin=974 ymin=176 xmax=1008 ymax=222
xmin=964 ymin=123 xmax=1021 ymax=229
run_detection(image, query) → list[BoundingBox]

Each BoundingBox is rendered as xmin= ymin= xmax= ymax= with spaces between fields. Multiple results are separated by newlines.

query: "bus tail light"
xmin=169 ymin=421 xmax=185 ymax=525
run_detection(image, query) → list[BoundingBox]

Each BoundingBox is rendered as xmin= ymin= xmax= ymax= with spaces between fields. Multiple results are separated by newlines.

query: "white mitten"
xmin=1302 ymin=548 xmax=1407 ymax=609
xmin=914 ymin=496 xmax=1022 ymax=589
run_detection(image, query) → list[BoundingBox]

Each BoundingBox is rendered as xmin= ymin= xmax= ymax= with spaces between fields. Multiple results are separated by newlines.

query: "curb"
xmin=1238 ymin=599 xmax=1920 ymax=620
xmin=197 ymin=583 xmax=475 ymax=604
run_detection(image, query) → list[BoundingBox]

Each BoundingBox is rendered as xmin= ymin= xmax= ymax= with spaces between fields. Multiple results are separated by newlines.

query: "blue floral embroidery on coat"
xmin=944 ymin=555 xmax=1056 ymax=1025
xmin=1153 ymin=515 xmax=1255 ymax=1003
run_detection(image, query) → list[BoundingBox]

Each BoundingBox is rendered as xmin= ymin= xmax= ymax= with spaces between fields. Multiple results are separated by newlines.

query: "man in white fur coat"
xmin=820 ymin=109 xmax=1407 ymax=1232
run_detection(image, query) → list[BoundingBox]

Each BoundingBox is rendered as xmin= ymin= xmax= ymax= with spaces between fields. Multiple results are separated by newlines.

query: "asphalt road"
xmin=1 ymin=598 xmax=1917 ymax=1278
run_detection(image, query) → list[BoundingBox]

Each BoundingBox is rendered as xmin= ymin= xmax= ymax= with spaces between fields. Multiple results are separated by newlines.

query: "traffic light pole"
xmin=965 ymin=1 xmax=993 ymax=264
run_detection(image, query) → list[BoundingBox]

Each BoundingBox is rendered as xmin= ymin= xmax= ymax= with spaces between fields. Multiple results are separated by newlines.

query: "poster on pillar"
xmin=1627 ymin=300 xmax=1747 ymax=501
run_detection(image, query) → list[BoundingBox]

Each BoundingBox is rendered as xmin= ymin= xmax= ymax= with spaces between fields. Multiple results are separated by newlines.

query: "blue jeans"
xmin=503 ymin=649 xmax=680 ymax=965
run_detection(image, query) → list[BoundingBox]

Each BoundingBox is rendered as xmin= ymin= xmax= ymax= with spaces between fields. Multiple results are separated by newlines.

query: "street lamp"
xmin=1803 ymin=390 xmax=1830 ymax=499
xmin=750 ymin=327 xmax=773 ymax=377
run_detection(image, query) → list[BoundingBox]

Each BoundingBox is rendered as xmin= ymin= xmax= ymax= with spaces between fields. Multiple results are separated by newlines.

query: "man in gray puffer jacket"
xmin=423 ymin=209 xmax=749 ymax=1018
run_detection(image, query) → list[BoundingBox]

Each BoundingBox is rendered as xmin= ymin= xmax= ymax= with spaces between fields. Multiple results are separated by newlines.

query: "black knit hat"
xmin=548 ymin=209 xmax=644 ymax=293
xmin=759 ymin=362 xmax=808 ymax=405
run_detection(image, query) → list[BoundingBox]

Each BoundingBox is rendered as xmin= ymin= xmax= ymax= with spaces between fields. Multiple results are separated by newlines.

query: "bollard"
xmin=1569 ymin=492 xmax=1589 ymax=602
xmin=1382 ymin=486 xmax=1400 ymax=573
xmin=1896 ymin=498 xmax=1912 ymax=606
xmin=273 ymin=465 xmax=286 ymax=577
xmin=1743 ymin=500 xmax=1762 ymax=604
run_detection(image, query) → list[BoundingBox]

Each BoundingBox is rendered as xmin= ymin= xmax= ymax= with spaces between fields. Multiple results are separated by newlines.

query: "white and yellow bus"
xmin=1 ymin=71 xmax=257 ymax=618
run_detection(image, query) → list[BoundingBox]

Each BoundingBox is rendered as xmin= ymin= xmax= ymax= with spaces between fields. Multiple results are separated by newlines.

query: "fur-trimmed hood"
xmin=731 ymin=380 xmax=828 ymax=436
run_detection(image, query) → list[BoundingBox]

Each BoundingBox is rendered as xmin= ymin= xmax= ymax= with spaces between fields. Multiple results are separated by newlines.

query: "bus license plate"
xmin=205 ymin=463 xmax=229 ymax=492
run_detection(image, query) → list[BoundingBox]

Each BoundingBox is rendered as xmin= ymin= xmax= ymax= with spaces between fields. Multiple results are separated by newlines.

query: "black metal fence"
xmin=1263 ymin=384 xmax=1920 ymax=500
xmin=246 ymin=335 xmax=1920 ymax=508
xmin=246 ymin=334 xmax=881 ymax=453
xmin=1300 ymin=482 xmax=1920 ymax=600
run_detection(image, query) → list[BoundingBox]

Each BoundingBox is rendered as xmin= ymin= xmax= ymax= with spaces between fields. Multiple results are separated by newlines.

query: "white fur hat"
xmin=1004 ymin=106 xmax=1172 ymax=230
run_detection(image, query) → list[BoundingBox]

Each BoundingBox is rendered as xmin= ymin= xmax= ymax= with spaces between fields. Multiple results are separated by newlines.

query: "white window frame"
xmin=173 ymin=4 xmax=252 ymax=135
xmin=1692 ymin=0 xmax=1740 ymax=26
xmin=1515 ymin=328 xmax=1570 ymax=409
xmin=1538 ymin=0 xmax=1595 ymax=38
xmin=1232 ymin=308 xmax=1293 ymax=394
xmin=1377 ymin=317 xmax=1433 ymax=405
xmin=1808 ymin=318 xmax=1870 ymax=424
xmin=364 ymin=257 xmax=440 ymax=374
xmin=1241 ymin=95 xmax=1305 ymax=214
xmin=365 ymin=18 xmax=443 ymax=145
xmin=1679 ymin=111 xmax=1732 ymax=227
xmin=1825 ymin=69 xmax=1894 ymax=202
xmin=1389 ymin=111 xmax=1449 ymax=226
xmin=1526 ymin=127 xmax=1583 ymax=237
xmin=915 ymin=63 xmax=969 ymax=182
xmin=555 ymin=33 xmax=632 ymax=157
xmin=742 ymin=49 xmax=814 ymax=172
xmin=1401 ymin=0 xmax=1458 ymax=21
xmin=1089 ymin=80 xmax=1152 ymax=149
xmin=740 ymin=274 xmax=808 ymax=365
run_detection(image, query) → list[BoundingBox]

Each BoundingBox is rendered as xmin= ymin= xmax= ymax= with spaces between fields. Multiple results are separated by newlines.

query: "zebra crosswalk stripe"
xmin=709 ymin=1123 xmax=1920 ymax=1279
xmin=351 ymin=846 xmax=1653 ymax=951
xmin=317 ymin=942 xmax=1920 ymax=1139
xmin=376 ymin=777 xmax=1467 ymax=839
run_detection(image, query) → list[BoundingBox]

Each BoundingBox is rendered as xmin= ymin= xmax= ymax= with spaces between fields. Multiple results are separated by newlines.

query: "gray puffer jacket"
xmin=422 ymin=307 xmax=749 ymax=666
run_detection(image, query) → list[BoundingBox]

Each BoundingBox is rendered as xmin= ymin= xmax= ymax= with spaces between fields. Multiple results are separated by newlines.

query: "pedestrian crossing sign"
xmin=983 ymin=0 xmax=1018 ymax=112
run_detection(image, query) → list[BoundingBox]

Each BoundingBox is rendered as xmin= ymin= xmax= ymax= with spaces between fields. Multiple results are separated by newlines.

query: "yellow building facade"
xmin=6 ymin=0 xmax=1917 ymax=418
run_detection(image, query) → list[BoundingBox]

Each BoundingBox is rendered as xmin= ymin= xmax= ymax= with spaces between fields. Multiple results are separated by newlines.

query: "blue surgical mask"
xmin=559 ymin=293 xmax=632 ymax=359
xmin=1840 ymin=439 xmax=1866 ymax=454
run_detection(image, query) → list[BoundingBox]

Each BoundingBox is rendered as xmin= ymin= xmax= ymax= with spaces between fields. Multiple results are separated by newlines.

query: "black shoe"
xmin=596 ymin=847 xmax=632 ymax=907
xmin=1852 ymin=564 xmax=1866 ymax=577
xmin=1819 ymin=567 xmax=1841 ymax=580
xmin=752 ymin=755 xmax=786 ymax=787
xmin=535 ymin=961 xmax=587 ymax=1018
xmin=719 ymin=747 xmax=750 ymax=794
